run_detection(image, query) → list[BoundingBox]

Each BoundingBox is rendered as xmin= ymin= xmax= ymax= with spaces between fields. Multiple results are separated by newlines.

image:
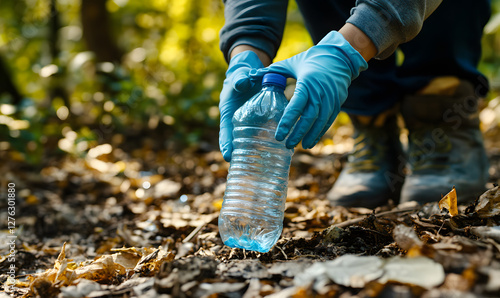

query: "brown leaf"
xmin=470 ymin=226 xmax=500 ymax=242
xmin=475 ymin=186 xmax=500 ymax=218
xmin=393 ymin=224 xmax=423 ymax=251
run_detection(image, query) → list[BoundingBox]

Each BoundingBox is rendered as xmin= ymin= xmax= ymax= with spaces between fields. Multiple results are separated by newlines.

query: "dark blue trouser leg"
xmin=342 ymin=55 xmax=400 ymax=116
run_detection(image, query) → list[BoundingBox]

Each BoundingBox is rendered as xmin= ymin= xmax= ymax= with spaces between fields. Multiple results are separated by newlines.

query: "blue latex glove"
xmin=219 ymin=50 xmax=264 ymax=162
xmin=252 ymin=31 xmax=368 ymax=149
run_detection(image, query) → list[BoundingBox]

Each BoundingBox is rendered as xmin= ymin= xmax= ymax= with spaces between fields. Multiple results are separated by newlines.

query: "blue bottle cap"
xmin=262 ymin=73 xmax=286 ymax=89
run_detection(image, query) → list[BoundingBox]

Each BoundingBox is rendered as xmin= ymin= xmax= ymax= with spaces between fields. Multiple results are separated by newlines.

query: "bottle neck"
xmin=262 ymin=84 xmax=285 ymax=92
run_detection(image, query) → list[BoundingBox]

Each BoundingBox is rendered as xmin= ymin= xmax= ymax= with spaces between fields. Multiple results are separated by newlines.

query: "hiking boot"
xmin=400 ymin=78 xmax=489 ymax=204
xmin=327 ymin=109 xmax=405 ymax=208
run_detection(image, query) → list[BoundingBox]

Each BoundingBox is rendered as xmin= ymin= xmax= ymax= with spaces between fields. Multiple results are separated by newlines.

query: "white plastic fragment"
xmin=379 ymin=256 xmax=445 ymax=289
xmin=325 ymin=255 xmax=383 ymax=288
xmin=293 ymin=254 xmax=445 ymax=289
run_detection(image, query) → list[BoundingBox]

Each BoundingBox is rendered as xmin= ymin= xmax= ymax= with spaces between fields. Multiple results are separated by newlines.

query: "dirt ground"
xmin=1 ymin=122 xmax=500 ymax=297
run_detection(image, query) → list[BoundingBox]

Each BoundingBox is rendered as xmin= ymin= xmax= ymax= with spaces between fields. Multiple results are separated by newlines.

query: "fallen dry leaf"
xmin=24 ymin=243 xmax=174 ymax=296
xmin=470 ymin=226 xmax=500 ymax=242
xmin=439 ymin=186 xmax=459 ymax=217
xmin=393 ymin=224 xmax=423 ymax=251
xmin=475 ymin=186 xmax=500 ymax=218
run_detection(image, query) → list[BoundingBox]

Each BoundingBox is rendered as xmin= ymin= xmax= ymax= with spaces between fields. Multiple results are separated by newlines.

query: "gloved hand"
xmin=219 ymin=50 xmax=265 ymax=162
xmin=252 ymin=31 xmax=368 ymax=149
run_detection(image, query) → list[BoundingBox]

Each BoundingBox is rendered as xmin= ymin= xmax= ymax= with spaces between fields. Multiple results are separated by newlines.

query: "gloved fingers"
xmin=301 ymin=103 xmax=331 ymax=149
xmin=275 ymin=83 xmax=308 ymax=142
xmin=232 ymin=68 xmax=263 ymax=93
xmin=314 ymin=110 xmax=338 ymax=146
xmin=219 ymin=120 xmax=234 ymax=162
xmin=285 ymin=91 xmax=321 ymax=149
xmin=231 ymin=68 xmax=252 ymax=92
xmin=219 ymin=86 xmax=237 ymax=162
xmin=218 ymin=89 xmax=238 ymax=116
xmin=254 ymin=60 xmax=296 ymax=79
xmin=285 ymin=114 xmax=316 ymax=149
xmin=219 ymin=75 xmax=258 ymax=117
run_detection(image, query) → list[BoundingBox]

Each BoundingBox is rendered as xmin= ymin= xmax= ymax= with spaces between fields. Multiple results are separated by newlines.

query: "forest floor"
xmin=1 ymin=117 xmax=500 ymax=297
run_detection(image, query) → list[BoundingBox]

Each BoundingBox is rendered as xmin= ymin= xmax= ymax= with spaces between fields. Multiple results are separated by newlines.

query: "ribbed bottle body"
xmin=219 ymin=82 xmax=293 ymax=253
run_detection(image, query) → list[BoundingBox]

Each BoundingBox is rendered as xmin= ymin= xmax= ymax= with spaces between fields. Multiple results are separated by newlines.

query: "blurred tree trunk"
xmin=0 ymin=57 xmax=22 ymax=105
xmin=80 ymin=0 xmax=123 ymax=63
xmin=49 ymin=0 xmax=60 ymax=60
xmin=47 ymin=0 xmax=70 ymax=109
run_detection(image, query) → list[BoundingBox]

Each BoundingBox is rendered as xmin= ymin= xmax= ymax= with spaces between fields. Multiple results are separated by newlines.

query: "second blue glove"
xmin=253 ymin=31 xmax=368 ymax=149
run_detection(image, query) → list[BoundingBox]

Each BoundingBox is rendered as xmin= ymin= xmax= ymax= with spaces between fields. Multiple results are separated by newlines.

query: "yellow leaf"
xmin=75 ymin=255 xmax=126 ymax=283
xmin=26 ymin=194 xmax=39 ymax=205
xmin=212 ymin=198 xmax=223 ymax=211
xmin=54 ymin=242 xmax=67 ymax=270
xmin=439 ymin=186 xmax=458 ymax=216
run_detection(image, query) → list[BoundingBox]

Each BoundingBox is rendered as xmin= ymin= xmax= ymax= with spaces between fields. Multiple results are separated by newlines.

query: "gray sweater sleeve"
xmin=220 ymin=0 xmax=443 ymax=62
xmin=347 ymin=0 xmax=443 ymax=59
xmin=219 ymin=0 xmax=288 ymax=63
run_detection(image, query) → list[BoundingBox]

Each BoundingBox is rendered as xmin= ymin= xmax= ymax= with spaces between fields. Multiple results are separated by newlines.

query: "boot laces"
xmin=408 ymin=129 xmax=452 ymax=172
xmin=347 ymin=131 xmax=386 ymax=173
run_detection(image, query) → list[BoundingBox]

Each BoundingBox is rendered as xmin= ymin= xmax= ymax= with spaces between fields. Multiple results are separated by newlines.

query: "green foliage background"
xmin=0 ymin=0 xmax=499 ymax=164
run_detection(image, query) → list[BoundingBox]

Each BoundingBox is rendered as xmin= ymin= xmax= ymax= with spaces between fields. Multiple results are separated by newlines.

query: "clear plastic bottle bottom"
xmin=219 ymin=126 xmax=292 ymax=253
xmin=223 ymin=236 xmax=271 ymax=253
xmin=219 ymin=212 xmax=282 ymax=253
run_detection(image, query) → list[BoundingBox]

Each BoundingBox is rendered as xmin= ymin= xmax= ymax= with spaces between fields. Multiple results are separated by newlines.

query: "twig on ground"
xmin=277 ymin=245 xmax=288 ymax=260
xmin=183 ymin=213 xmax=219 ymax=243
xmin=333 ymin=206 xmax=420 ymax=229
xmin=437 ymin=220 xmax=446 ymax=235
